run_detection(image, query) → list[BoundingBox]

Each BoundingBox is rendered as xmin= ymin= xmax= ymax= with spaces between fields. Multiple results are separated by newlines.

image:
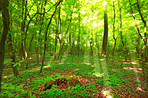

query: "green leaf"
xmin=16 ymin=84 xmax=25 ymax=91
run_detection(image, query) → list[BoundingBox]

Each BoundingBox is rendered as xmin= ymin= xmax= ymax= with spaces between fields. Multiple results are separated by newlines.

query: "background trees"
xmin=0 ymin=0 xmax=147 ymax=92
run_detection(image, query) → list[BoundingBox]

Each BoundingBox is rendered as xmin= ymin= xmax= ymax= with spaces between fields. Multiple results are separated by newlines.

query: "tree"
xmin=40 ymin=0 xmax=63 ymax=73
xmin=0 ymin=0 xmax=9 ymax=92
xmin=112 ymin=0 xmax=118 ymax=63
xmin=129 ymin=0 xmax=147 ymax=81
xmin=101 ymin=0 xmax=108 ymax=58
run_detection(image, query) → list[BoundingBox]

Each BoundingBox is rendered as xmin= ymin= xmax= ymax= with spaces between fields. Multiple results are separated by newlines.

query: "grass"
xmin=1 ymin=55 xmax=148 ymax=98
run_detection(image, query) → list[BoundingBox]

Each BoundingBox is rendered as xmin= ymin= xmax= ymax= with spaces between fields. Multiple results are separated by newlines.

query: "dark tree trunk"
xmin=7 ymin=6 xmax=19 ymax=76
xmin=119 ymin=1 xmax=129 ymax=61
xmin=78 ymin=12 xmax=81 ymax=59
xmin=136 ymin=36 xmax=140 ymax=59
xmin=20 ymin=0 xmax=27 ymax=60
xmin=101 ymin=1 xmax=108 ymax=58
xmin=54 ymin=33 xmax=58 ymax=59
xmin=136 ymin=0 xmax=147 ymax=81
xmin=112 ymin=0 xmax=117 ymax=63
xmin=40 ymin=0 xmax=62 ymax=73
xmin=136 ymin=0 xmax=147 ymax=62
xmin=7 ymin=34 xmax=19 ymax=76
xmin=58 ymin=4 xmax=74 ymax=59
xmin=0 ymin=0 xmax=9 ymax=92
xmin=36 ymin=0 xmax=45 ymax=64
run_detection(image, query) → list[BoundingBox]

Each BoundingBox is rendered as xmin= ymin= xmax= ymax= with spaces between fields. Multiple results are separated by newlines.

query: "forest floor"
xmin=1 ymin=55 xmax=148 ymax=98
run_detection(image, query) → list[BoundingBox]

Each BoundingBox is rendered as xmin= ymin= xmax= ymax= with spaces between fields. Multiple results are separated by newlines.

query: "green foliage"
xmin=39 ymin=84 xmax=96 ymax=98
xmin=0 ymin=83 xmax=29 ymax=98
xmin=44 ymin=73 xmax=61 ymax=82
xmin=45 ymin=63 xmax=95 ymax=78
xmin=13 ymin=60 xmax=25 ymax=67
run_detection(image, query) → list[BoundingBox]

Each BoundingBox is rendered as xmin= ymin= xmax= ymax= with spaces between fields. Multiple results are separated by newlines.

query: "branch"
xmin=129 ymin=0 xmax=143 ymax=39
xmin=136 ymin=0 xmax=146 ymax=25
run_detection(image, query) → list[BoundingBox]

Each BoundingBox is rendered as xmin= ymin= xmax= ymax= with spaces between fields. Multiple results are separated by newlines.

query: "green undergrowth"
xmin=44 ymin=63 xmax=96 ymax=78
xmin=1 ymin=59 xmax=147 ymax=98
xmin=95 ymin=68 xmax=135 ymax=86
xmin=39 ymin=83 xmax=97 ymax=98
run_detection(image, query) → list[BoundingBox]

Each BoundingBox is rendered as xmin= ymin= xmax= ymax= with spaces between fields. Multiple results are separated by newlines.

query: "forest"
xmin=0 ymin=0 xmax=148 ymax=97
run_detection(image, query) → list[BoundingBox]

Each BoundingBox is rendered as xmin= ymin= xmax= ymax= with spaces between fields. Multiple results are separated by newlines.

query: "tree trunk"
xmin=0 ymin=0 xmax=9 ymax=92
xmin=20 ymin=0 xmax=27 ymax=60
xmin=112 ymin=0 xmax=117 ymax=63
xmin=136 ymin=0 xmax=147 ymax=81
xmin=119 ymin=1 xmax=128 ymax=61
xmin=7 ymin=6 xmax=19 ymax=76
xmin=78 ymin=12 xmax=81 ymax=59
xmin=136 ymin=0 xmax=147 ymax=62
xmin=101 ymin=0 xmax=108 ymax=58
xmin=54 ymin=33 xmax=58 ymax=59
xmin=7 ymin=34 xmax=19 ymax=76
xmin=40 ymin=0 xmax=62 ymax=73
xmin=136 ymin=36 xmax=140 ymax=60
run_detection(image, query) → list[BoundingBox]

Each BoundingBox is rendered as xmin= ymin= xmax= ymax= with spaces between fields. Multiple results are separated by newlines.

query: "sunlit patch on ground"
xmin=44 ymin=65 xmax=51 ymax=68
xmin=123 ymin=67 xmax=142 ymax=72
xmin=137 ymin=87 xmax=147 ymax=92
xmin=3 ymin=76 xmax=8 ymax=78
xmin=93 ymin=73 xmax=103 ymax=77
xmin=131 ymin=62 xmax=138 ymax=65
xmin=101 ymin=88 xmax=112 ymax=98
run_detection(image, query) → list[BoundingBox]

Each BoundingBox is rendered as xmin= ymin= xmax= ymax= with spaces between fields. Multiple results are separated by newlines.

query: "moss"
xmin=43 ymin=75 xmax=80 ymax=90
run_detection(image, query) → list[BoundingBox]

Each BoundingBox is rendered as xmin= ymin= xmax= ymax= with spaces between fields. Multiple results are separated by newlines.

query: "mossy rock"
xmin=43 ymin=75 xmax=80 ymax=90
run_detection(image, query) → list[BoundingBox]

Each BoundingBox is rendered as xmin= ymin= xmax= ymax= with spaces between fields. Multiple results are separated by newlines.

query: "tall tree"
xmin=129 ymin=0 xmax=147 ymax=81
xmin=112 ymin=0 xmax=117 ymax=63
xmin=0 ymin=0 xmax=9 ymax=92
xmin=101 ymin=0 xmax=108 ymax=58
xmin=119 ymin=0 xmax=130 ymax=61
xmin=7 ymin=4 xmax=19 ymax=76
xmin=136 ymin=0 xmax=147 ymax=62
xmin=40 ymin=0 xmax=62 ymax=73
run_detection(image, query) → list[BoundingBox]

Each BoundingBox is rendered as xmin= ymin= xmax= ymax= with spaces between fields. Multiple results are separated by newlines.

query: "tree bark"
xmin=119 ymin=1 xmax=129 ymax=61
xmin=40 ymin=0 xmax=62 ymax=73
xmin=7 ymin=5 xmax=19 ymax=76
xmin=7 ymin=34 xmax=19 ymax=76
xmin=112 ymin=0 xmax=117 ymax=63
xmin=78 ymin=12 xmax=81 ymax=59
xmin=136 ymin=0 xmax=147 ymax=62
xmin=20 ymin=0 xmax=27 ymax=60
xmin=101 ymin=0 xmax=108 ymax=58
xmin=0 ymin=0 xmax=9 ymax=92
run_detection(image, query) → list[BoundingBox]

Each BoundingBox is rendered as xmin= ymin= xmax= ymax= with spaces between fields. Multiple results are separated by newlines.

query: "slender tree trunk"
xmin=28 ymin=32 xmax=35 ymax=58
xmin=0 ymin=0 xmax=9 ymax=92
xmin=20 ymin=0 xmax=27 ymax=60
xmin=136 ymin=36 xmax=140 ymax=60
xmin=23 ymin=0 xmax=29 ymax=69
xmin=28 ymin=6 xmax=39 ymax=61
xmin=36 ymin=0 xmax=45 ymax=64
xmin=7 ymin=6 xmax=19 ymax=76
xmin=68 ymin=4 xmax=75 ymax=55
xmin=136 ymin=0 xmax=147 ymax=62
xmin=54 ymin=10 xmax=59 ymax=59
xmin=136 ymin=0 xmax=147 ymax=81
xmin=7 ymin=34 xmax=19 ymax=76
xmin=78 ymin=12 xmax=81 ymax=59
xmin=129 ymin=0 xmax=147 ymax=63
xmin=95 ymin=32 xmax=100 ymax=58
xmin=129 ymin=0 xmax=147 ymax=81
xmin=58 ymin=4 xmax=74 ymax=59
xmin=90 ymin=33 xmax=94 ymax=64
xmin=40 ymin=0 xmax=62 ymax=73
xmin=101 ymin=0 xmax=108 ymax=58
xmin=119 ymin=1 xmax=128 ymax=61
xmin=54 ymin=33 xmax=58 ymax=59
xmin=112 ymin=0 xmax=117 ymax=63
